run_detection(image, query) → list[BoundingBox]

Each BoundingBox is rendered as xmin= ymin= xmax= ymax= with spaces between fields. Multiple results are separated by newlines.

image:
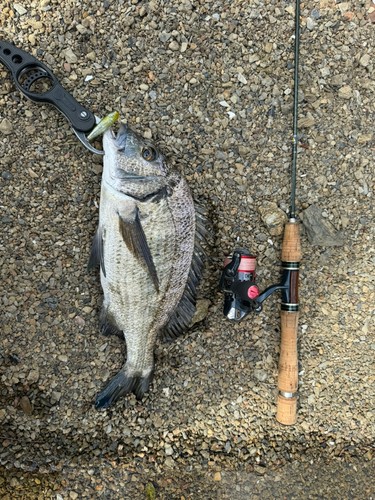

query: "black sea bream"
xmin=88 ymin=124 xmax=208 ymax=409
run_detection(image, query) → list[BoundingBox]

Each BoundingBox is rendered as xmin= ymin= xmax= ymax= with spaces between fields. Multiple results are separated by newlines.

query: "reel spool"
xmin=219 ymin=248 xmax=292 ymax=322
xmin=219 ymin=249 xmax=261 ymax=322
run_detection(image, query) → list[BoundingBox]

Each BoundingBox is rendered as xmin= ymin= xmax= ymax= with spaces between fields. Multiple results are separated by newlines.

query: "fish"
xmin=87 ymin=123 xmax=209 ymax=409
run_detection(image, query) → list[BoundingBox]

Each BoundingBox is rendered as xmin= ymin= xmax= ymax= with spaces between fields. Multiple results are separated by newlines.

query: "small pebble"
xmin=13 ymin=3 xmax=27 ymax=15
xmin=19 ymin=396 xmax=32 ymax=415
xmin=0 ymin=118 xmax=13 ymax=135
xmin=169 ymin=41 xmax=179 ymax=51
xmin=64 ymin=48 xmax=78 ymax=63
xmin=1 ymin=171 xmax=12 ymax=180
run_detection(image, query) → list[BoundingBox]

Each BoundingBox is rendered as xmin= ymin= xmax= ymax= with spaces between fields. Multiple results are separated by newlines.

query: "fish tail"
xmin=95 ymin=366 xmax=154 ymax=409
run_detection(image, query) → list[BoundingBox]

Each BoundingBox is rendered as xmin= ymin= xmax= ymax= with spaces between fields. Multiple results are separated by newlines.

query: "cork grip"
xmin=281 ymin=222 xmax=301 ymax=262
xmin=276 ymin=221 xmax=301 ymax=425
xmin=276 ymin=311 xmax=299 ymax=426
xmin=278 ymin=311 xmax=298 ymax=389
xmin=277 ymin=394 xmax=297 ymax=425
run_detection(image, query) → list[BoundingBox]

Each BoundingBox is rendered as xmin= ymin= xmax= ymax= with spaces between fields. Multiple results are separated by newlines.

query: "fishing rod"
xmin=219 ymin=0 xmax=301 ymax=425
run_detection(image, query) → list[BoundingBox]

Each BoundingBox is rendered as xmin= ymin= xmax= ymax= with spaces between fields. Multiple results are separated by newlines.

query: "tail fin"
xmin=95 ymin=367 xmax=154 ymax=409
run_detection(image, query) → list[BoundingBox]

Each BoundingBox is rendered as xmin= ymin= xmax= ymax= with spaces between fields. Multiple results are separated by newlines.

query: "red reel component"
xmin=220 ymin=250 xmax=261 ymax=321
xmin=248 ymin=285 xmax=260 ymax=299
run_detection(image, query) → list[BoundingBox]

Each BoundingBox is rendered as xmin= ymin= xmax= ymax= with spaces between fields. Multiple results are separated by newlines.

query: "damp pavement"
xmin=1 ymin=0 xmax=375 ymax=497
xmin=1 ymin=457 xmax=375 ymax=499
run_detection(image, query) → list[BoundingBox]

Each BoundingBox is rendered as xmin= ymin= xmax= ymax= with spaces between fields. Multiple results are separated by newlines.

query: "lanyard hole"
xmin=12 ymin=54 xmax=23 ymax=64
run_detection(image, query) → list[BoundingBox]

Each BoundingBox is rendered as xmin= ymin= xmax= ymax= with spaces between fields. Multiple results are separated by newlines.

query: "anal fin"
xmin=99 ymin=306 xmax=124 ymax=341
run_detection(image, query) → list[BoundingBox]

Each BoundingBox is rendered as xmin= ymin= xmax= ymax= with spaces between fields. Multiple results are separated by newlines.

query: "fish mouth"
xmin=114 ymin=122 xmax=128 ymax=150
xmin=103 ymin=122 xmax=128 ymax=149
xmin=115 ymin=169 xmax=146 ymax=181
xmin=106 ymin=122 xmax=140 ymax=160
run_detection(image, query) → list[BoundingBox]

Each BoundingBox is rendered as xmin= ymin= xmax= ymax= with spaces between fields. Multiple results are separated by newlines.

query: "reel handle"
xmin=276 ymin=221 xmax=301 ymax=425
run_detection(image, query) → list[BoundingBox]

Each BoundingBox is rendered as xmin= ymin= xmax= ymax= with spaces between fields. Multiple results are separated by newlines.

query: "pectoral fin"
xmin=87 ymin=227 xmax=106 ymax=277
xmin=119 ymin=208 xmax=159 ymax=292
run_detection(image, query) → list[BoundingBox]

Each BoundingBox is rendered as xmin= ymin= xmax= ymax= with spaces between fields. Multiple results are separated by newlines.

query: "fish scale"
xmin=88 ymin=123 xmax=206 ymax=408
xmin=101 ymin=194 xmax=175 ymax=363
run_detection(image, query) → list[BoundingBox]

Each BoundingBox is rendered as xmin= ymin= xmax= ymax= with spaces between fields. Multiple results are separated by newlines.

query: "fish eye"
xmin=142 ymin=146 xmax=157 ymax=162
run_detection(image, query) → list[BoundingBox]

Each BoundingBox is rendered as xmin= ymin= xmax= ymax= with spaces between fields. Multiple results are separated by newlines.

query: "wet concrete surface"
xmin=1 ymin=455 xmax=374 ymax=499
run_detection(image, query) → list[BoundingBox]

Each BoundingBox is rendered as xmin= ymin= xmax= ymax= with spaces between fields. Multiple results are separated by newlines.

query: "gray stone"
xmin=51 ymin=391 xmax=62 ymax=403
xmin=254 ymin=465 xmax=267 ymax=475
xmin=298 ymin=113 xmax=315 ymax=128
xmin=165 ymin=445 xmax=173 ymax=456
xmin=19 ymin=396 xmax=32 ymax=415
xmin=44 ymin=53 xmax=55 ymax=66
xmin=164 ymin=456 xmax=175 ymax=468
xmin=302 ymin=205 xmax=345 ymax=246
xmin=179 ymin=0 xmax=192 ymax=11
xmin=254 ymin=369 xmax=268 ymax=382
xmin=337 ymin=2 xmax=351 ymax=14
xmin=64 ymin=48 xmax=78 ymax=64
xmin=123 ymin=16 xmax=134 ymax=26
xmin=160 ymin=32 xmax=172 ymax=42
xmin=338 ymin=86 xmax=352 ymax=99
xmin=169 ymin=41 xmax=179 ymax=51
xmin=238 ymin=73 xmax=247 ymax=84
xmin=190 ymin=299 xmax=211 ymax=326
xmin=2 ymin=171 xmax=13 ymax=180
xmin=92 ymin=163 xmax=103 ymax=175
xmin=330 ymin=74 xmax=346 ymax=86
xmin=306 ymin=17 xmax=316 ymax=30
xmin=258 ymin=202 xmax=288 ymax=236
xmin=0 ymin=118 xmax=13 ymax=135
xmin=13 ymin=3 xmax=27 ymax=15
xmin=27 ymin=369 xmax=39 ymax=384
xmin=359 ymin=54 xmax=370 ymax=67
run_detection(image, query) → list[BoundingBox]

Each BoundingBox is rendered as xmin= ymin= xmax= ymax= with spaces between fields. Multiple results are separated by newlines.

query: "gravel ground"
xmin=1 ymin=0 xmax=375 ymax=483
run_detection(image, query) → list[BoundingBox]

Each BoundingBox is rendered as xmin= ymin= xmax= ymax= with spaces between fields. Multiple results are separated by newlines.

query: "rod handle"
xmin=276 ymin=394 xmax=297 ymax=425
xmin=281 ymin=222 xmax=301 ymax=262
xmin=277 ymin=220 xmax=300 ymax=426
xmin=276 ymin=311 xmax=298 ymax=425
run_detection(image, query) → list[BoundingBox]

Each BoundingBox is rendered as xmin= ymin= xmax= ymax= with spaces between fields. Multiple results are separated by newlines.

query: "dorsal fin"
xmin=160 ymin=205 xmax=211 ymax=341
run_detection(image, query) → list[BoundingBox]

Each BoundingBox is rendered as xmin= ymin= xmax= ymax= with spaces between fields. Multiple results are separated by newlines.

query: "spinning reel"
xmin=219 ymin=249 xmax=297 ymax=322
